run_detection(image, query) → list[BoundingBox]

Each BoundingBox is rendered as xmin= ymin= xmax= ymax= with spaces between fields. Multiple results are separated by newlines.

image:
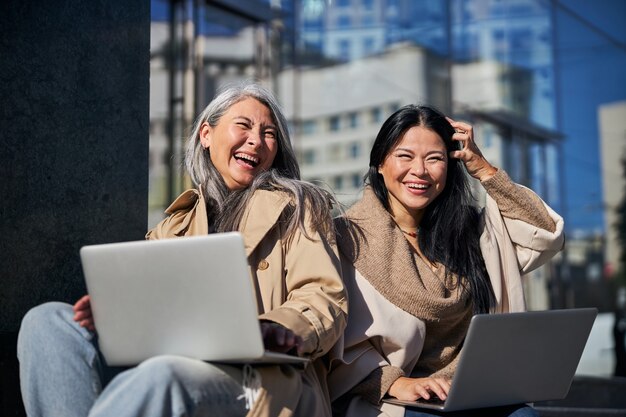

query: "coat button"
xmin=258 ymin=259 xmax=269 ymax=270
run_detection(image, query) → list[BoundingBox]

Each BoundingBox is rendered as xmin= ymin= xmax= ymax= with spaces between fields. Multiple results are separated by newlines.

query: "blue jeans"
xmin=17 ymin=302 xmax=248 ymax=417
xmin=404 ymin=403 xmax=538 ymax=417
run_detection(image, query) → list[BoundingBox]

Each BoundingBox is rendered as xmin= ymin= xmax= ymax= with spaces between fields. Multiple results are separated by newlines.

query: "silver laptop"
xmin=383 ymin=308 xmax=597 ymax=412
xmin=80 ymin=232 xmax=309 ymax=367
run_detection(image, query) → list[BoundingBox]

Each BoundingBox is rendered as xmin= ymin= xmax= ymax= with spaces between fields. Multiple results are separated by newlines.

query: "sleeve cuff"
xmin=481 ymin=169 xmax=556 ymax=232
xmin=259 ymin=307 xmax=320 ymax=356
xmin=350 ymin=365 xmax=405 ymax=404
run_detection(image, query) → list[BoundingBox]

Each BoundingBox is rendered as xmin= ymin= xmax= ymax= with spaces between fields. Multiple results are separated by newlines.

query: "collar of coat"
xmin=163 ymin=188 xmax=291 ymax=257
xmin=336 ymin=186 xmax=469 ymax=321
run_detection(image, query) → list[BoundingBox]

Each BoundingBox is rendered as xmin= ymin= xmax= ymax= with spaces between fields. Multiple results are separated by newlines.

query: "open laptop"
xmin=383 ymin=308 xmax=597 ymax=412
xmin=80 ymin=232 xmax=309 ymax=367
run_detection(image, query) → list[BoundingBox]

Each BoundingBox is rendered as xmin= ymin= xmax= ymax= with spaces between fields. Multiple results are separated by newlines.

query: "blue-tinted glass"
xmin=337 ymin=15 xmax=352 ymax=28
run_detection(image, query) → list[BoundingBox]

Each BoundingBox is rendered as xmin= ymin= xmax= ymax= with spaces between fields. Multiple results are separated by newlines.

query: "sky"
xmin=555 ymin=0 xmax=626 ymax=234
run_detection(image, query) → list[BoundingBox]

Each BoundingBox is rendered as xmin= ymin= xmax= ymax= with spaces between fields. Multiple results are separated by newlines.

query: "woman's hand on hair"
xmin=260 ymin=321 xmax=303 ymax=355
xmin=446 ymin=117 xmax=498 ymax=182
xmin=73 ymin=294 xmax=96 ymax=331
xmin=388 ymin=376 xmax=451 ymax=402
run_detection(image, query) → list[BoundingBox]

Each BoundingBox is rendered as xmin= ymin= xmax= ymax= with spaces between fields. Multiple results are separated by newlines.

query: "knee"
xmin=133 ymin=355 xmax=231 ymax=395
xmin=21 ymin=302 xmax=74 ymax=333
xmin=136 ymin=355 xmax=202 ymax=383
xmin=18 ymin=302 xmax=74 ymax=356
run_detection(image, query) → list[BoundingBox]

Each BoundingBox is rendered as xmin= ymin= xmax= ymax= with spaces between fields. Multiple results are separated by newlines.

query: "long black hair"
xmin=366 ymin=104 xmax=495 ymax=314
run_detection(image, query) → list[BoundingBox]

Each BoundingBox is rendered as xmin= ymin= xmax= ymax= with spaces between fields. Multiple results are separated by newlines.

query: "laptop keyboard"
xmin=417 ymin=396 xmax=446 ymax=405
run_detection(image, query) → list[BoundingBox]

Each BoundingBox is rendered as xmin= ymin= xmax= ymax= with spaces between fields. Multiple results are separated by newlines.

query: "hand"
xmin=446 ymin=117 xmax=498 ymax=182
xmin=260 ymin=321 xmax=303 ymax=355
xmin=73 ymin=295 xmax=96 ymax=331
xmin=388 ymin=376 xmax=451 ymax=402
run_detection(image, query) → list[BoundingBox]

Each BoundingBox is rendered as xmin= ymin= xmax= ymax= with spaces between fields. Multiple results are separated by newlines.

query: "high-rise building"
xmin=277 ymin=43 xmax=450 ymax=206
xmin=599 ymin=101 xmax=626 ymax=276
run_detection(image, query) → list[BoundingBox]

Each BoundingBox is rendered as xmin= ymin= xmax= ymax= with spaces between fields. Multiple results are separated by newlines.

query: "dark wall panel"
xmin=0 ymin=0 xmax=150 ymax=414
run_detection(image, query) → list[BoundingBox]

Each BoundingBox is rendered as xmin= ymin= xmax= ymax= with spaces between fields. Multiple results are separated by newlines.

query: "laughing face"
xmin=378 ymin=125 xmax=448 ymax=222
xmin=200 ymin=97 xmax=279 ymax=190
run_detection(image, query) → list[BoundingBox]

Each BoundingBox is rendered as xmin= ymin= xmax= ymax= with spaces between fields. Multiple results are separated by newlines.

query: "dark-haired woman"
xmin=327 ymin=105 xmax=564 ymax=417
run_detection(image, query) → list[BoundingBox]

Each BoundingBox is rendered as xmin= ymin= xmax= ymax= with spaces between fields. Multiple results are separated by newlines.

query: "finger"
xmin=451 ymin=132 xmax=467 ymax=151
xmin=429 ymin=380 xmax=448 ymax=400
xmin=73 ymin=309 xmax=92 ymax=321
xmin=446 ymin=118 xmax=473 ymax=135
xmin=284 ymin=330 xmax=297 ymax=347
xmin=449 ymin=119 xmax=473 ymax=132
xmin=293 ymin=335 xmax=305 ymax=355
xmin=274 ymin=325 xmax=286 ymax=346
xmin=73 ymin=295 xmax=90 ymax=312
xmin=260 ymin=322 xmax=270 ymax=338
xmin=79 ymin=319 xmax=94 ymax=331
xmin=440 ymin=378 xmax=452 ymax=393
xmin=415 ymin=384 xmax=431 ymax=400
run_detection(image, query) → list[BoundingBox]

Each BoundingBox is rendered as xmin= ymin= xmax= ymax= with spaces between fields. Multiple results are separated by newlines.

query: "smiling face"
xmin=200 ymin=97 xmax=278 ymax=190
xmin=378 ymin=125 xmax=448 ymax=224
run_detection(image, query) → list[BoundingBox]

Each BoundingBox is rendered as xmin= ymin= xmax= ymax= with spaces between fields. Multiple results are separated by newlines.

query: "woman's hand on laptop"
xmin=388 ymin=376 xmax=451 ymax=402
xmin=260 ymin=321 xmax=303 ymax=355
xmin=73 ymin=295 xmax=96 ymax=332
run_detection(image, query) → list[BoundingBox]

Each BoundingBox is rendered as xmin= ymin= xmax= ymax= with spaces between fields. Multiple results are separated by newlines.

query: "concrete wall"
xmin=0 ymin=0 xmax=150 ymax=413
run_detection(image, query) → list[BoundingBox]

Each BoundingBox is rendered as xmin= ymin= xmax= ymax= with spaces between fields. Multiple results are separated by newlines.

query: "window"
xmin=348 ymin=142 xmax=361 ymax=159
xmin=371 ymin=107 xmax=382 ymax=123
xmin=303 ymin=120 xmax=317 ymax=135
xmin=361 ymin=15 xmax=375 ymax=26
xmin=351 ymin=173 xmax=362 ymax=189
xmin=348 ymin=112 xmax=359 ymax=128
xmin=303 ymin=149 xmax=316 ymax=165
xmin=337 ymin=15 xmax=351 ymax=28
xmin=338 ymin=39 xmax=350 ymax=61
xmin=333 ymin=175 xmax=344 ymax=190
xmin=329 ymin=115 xmax=341 ymax=131
xmin=363 ymin=37 xmax=375 ymax=55
xmin=361 ymin=0 xmax=374 ymax=10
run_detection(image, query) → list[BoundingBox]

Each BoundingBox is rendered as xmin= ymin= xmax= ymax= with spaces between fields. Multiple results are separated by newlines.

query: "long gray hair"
xmin=184 ymin=81 xmax=335 ymax=240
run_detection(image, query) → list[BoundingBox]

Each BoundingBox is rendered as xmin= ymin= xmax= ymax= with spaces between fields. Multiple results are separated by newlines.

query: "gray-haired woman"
xmin=18 ymin=82 xmax=348 ymax=417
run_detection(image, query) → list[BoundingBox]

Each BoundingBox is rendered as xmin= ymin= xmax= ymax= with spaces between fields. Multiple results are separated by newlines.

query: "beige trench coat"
xmin=147 ymin=188 xmax=348 ymax=417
